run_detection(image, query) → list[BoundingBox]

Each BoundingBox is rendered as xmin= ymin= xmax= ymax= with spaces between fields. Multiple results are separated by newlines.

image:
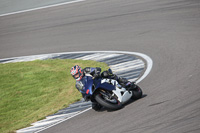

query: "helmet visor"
xmin=73 ymin=73 xmax=80 ymax=79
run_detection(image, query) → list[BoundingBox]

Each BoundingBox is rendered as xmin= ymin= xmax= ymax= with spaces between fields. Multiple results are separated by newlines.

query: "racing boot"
xmin=125 ymin=81 xmax=138 ymax=92
xmin=92 ymin=102 xmax=103 ymax=111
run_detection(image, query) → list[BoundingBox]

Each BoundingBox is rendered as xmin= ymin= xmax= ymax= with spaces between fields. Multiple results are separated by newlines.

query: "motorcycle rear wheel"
xmin=131 ymin=85 xmax=143 ymax=100
xmin=94 ymin=90 xmax=122 ymax=110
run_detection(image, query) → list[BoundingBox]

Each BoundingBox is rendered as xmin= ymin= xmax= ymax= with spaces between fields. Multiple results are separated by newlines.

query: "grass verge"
xmin=0 ymin=59 xmax=109 ymax=133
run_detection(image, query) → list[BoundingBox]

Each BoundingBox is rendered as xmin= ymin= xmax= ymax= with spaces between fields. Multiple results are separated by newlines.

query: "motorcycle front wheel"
xmin=94 ymin=90 xmax=122 ymax=110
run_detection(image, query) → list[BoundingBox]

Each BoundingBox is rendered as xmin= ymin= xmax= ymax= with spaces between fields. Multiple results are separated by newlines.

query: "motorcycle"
xmin=78 ymin=69 xmax=143 ymax=110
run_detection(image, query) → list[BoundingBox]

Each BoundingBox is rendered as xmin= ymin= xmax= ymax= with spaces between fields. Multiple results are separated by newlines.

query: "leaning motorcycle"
xmin=77 ymin=71 xmax=143 ymax=110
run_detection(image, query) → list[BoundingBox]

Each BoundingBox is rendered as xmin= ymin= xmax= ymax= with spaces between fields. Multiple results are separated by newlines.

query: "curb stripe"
xmin=34 ymin=107 xmax=92 ymax=133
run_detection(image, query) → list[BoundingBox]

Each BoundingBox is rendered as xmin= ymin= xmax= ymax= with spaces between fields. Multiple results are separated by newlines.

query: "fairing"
xmin=80 ymin=76 xmax=116 ymax=96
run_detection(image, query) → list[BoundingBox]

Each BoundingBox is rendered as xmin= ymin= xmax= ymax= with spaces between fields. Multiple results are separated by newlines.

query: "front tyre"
xmin=94 ymin=91 xmax=122 ymax=110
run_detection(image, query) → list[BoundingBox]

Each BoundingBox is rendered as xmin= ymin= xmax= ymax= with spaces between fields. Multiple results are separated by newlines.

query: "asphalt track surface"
xmin=0 ymin=0 xmax=200 ymax=133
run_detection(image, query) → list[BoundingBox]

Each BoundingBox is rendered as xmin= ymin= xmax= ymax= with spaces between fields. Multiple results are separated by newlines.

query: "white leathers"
xmin=101 ymin=79 xmax=132 ymax=104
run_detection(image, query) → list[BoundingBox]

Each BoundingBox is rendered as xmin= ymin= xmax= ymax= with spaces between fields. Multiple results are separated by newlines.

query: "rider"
xmin=70 ymin=65 xmax=136 ymax=110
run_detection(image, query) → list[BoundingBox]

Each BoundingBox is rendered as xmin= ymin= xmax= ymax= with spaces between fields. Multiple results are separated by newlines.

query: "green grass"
xmin=0 ymin=59 xmax=109 ymax=133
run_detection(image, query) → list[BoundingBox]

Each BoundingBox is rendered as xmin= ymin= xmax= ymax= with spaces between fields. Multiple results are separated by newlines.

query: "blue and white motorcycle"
xmin=77 ymin=70 xmax=143 ymax=110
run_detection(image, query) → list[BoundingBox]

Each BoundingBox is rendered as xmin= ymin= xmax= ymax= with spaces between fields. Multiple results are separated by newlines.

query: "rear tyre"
xmin=131 ymin=85 xmax=143 ymax=100
xmin=94 ymin=91 xmax=122 ymax=110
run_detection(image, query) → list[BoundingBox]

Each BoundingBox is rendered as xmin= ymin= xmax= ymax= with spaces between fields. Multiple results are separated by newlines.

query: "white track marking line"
xmin=0 ymin=0 xmax=85 ymax=17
